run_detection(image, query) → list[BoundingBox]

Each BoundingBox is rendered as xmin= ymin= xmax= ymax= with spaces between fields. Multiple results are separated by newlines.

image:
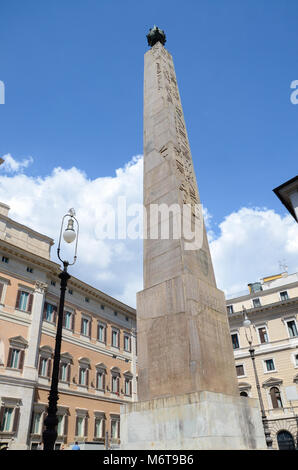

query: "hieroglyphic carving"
xmin=151 ymin=43 xmax=200 ymax=209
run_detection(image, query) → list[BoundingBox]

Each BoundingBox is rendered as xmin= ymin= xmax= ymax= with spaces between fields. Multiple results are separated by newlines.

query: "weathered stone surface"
xmin=121 ymin=391 xmax=266 ymax=450
xmin=121 ymin=39 xmax=266 ymax=450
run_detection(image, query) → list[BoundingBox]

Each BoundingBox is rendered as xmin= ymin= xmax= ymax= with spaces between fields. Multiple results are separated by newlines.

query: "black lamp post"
xmin=242 ymin=306 xmax=273 ymax=449
xmin=42 ymin=209 xmax=79 ymax=451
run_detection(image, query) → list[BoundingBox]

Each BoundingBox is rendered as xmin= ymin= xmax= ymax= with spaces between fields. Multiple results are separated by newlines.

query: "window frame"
xmin=235 ymin=363 xmax=245 ymax=377
xmin=257 ymin=325 xmax=269 ymax=344
xmin=264 ymin=358 xmax=276 ymax=373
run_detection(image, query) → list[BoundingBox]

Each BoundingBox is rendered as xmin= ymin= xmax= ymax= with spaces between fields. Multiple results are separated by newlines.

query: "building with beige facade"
xmin=0 ymin=202 xmax=137 ymax=450
xmin=227 ymin=271 xmax=298 ymax=450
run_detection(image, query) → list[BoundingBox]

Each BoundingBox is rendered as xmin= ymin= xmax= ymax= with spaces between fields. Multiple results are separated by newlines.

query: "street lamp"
xmin=242 ymin=306 xmax=273 ymax=449
xmin=42 ymin=209 xmax=79 ymax=451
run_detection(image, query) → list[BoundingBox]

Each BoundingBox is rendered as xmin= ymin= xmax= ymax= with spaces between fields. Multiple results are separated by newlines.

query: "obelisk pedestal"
xmin=121 ymin=28 xmax=266 ymax=450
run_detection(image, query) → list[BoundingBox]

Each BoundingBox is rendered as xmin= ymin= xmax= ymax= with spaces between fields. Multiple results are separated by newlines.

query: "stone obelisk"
xmin=120 ymin=27 xmax=266 ymax=449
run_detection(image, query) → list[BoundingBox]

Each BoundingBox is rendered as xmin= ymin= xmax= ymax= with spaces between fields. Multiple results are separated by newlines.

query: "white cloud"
xmin=0 ymin=154 xmax=143 ymax=307
xmin=210 ymin=207 xmax=298 ymax=298
xmin=0 ymin=153 xmax=33 ymax=173
xmin=0 ymin=154 xmax=297 ymax=308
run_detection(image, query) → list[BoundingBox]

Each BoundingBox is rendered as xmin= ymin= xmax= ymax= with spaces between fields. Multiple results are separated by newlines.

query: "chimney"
xmin=0 ymin=202 xmax=10 ymax=217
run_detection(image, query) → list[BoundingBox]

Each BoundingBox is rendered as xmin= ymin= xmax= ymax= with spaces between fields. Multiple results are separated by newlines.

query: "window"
xmin=43 ymin=302 xmax=57 ymax=323
xmin=50 ymin=280 xmax=56 ymax=286
xmin=7 ymin=348 xmax=24 ymax=370
xmin=68 ymin=289 xmax=73 ymax=295
xmin=110 ymin=417 xmax=120 ymax=440
xmin=231 ymin=333 xmax=240 ymax=350
xmin=16 ymin=290 xmax=33 ymax=312
xmin=2 ymin=256 xmax=9 ymax=263
xmin=124 ymin=377 xmax=132 ymax=396
xmin=57 ymin=415 xmax=64 ymax=436
xmin=38 ymin=357 xmax=51 ymax=378
xmin=97 ymin=323 xmax=106 ymax=343
xmin=96 ymin=371 xmax=105 ymax=390
xmin=114 ymin=311 xmax=118 ymax=317
xmin=0 ymin=406 xmax=20 ymax=434
xmin=111 ymin=329 xmax=119 ymax=348
xmin=295 ymin=354 xmax=298 ymax=367
xmin=240 ymin=391 xmax=248 ymax=397
xmin=287 ymin=320 xmax=298 ymax=338
xmin=258 ymin=326 xmax=269 ymax=344
xmin=270 ymin=387 xmax=283 ymax=409
xmin=1 ymin=408 xmax=13 ymax=431
xmin=63 ymin=311 xmax=73 ymax=330
xmin=100 ymin=304 xmax=105 ymax=310
xmin=280 ymin=291 xmax=289 ymax=301
xmin=31 ymin=412 xmax=42 ymax=434
xmin=252 ymin=298 xmax=261 ymax=308
xmin=59 ymin=363 xmax=69 ymax=382
xmin=94 ymin=417 xmax=105 ymax=439
xmin=265 ymin=359 xmax=275 ymax=372
xmin=124 ymin=333 xmax=131 ymax=352
xmin=26 ymin=267 xmax=33 ymax=273
xmin=81 ymin=317 xmax=91 ymax=337
xmin=111 ymin=375 xmax=119 ymax=393
xmin=227 ymin=305 xmax=234 ymax=314
xmin=85 ymin=297 xmax=90 ymax=303
xmin=236 ymin=364 xmax=245 ymax=377
xmin=79 ymin=367 xmax=89 ymax=386
xmin=75 ymin=413 xmax=88 ymax=437
xmin=76 ymin=417 xmax=84 ymax=437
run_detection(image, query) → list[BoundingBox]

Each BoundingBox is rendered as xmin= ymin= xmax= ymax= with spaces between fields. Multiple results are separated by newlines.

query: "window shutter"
xmin=80 ymin=318 xmax=84 ymax=334
xmin=129 ymin=380 xmax=132 ymax=396
xmin=47 ymin=359 xmax=52 ymax=378
xmin=27 ymin=293 xmax=33 ymax=313
xmin=62 ymin=311 xmax=66 ymax=328
xmin=75 ymin=417 xmax=78 ymax=436
xmin=43 ymin=302 xmax=48 ymax=319
xmin=94 ymin=418 xmax=97 ymax=438
xmin=0 ymin=283 xmax=4 ymax=301
xmin=38 ymin=357 xmax=43 ymax=375
xmin=67 ymin=364 xmax=71 ymax=383
xmin=117 ymin=376 xmax=120 ymax=393
xmin=103 ymin=372 xmax=106 ymax=390
xmin=102 ymin=419 xmax=105 ymax=439
xmin=84 ymin=417 xmax=88 ymax=437
xmin=53 ymin=306 xmax=57 ymax=325
xmin=7 ymin=348 xmax=12 ymax=367
xmin=0 ymin=406 xmax=4 ymax=430
xmin=86 ymin=368 xmax=89 ymax=387
xmin=104 ymin=326 xmax=106 ymax=343
xmin=59 ymin=363 xmax=62 ymax=381
xmin=19 ymin=350 xmax=25 ymax=370
xmin=64 ymin=415 xmax=68 ymax=436
xmin=12 ymin=407 xmax=20 ymax=433
xmin=71 ymin=313 xmax=75 ymax=331
xmin=89 ymin=321 xmax=92 ymax=338
xmin=117 ymin=420 xmax=120 ymax=439
xmin=15 ymin=290 xmax=21 ymax=309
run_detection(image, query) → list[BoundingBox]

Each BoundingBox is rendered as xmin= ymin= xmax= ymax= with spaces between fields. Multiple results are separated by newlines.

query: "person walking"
xmin=72 ymin=441 xmax=80 ymax=450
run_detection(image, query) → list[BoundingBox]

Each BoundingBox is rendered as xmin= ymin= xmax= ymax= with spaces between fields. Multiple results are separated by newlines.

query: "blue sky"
xmin=0 ymin=1 xmax=298 ymax=305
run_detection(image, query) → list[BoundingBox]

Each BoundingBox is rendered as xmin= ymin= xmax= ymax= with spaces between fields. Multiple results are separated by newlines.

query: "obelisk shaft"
xmin=137 ymin=41 xmax=239 ymax=401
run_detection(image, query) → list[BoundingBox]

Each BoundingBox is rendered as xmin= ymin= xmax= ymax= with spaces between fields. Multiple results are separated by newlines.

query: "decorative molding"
xmin=34 ymin=281 xmax=47 ymax=294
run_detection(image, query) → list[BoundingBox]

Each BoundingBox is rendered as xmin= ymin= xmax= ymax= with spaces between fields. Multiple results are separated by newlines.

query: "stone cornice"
xmin=227 ymin=281 xmax=298 ymax=304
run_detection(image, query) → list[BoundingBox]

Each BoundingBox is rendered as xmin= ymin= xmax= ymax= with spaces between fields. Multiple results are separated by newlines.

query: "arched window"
xmin=240 ymin=391 xmax=248 ymax=397
xmin=277 ymin=430 xmax=295 ymax=450
xmin=270 ymin=387 xmax=283 ymax=409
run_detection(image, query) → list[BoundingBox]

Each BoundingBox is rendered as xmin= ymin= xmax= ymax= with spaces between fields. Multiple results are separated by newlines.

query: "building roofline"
xmin=273 ymin=175 xmax=298 ymax=222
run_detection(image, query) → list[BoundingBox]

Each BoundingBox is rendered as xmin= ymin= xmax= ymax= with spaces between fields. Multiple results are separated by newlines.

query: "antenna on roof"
xmin=279 ymin=259 xmax=288 ymax=273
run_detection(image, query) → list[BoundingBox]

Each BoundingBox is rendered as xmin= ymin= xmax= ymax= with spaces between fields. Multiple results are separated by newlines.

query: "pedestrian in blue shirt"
xmin=72 ymin=441 xmax=80 ymax=450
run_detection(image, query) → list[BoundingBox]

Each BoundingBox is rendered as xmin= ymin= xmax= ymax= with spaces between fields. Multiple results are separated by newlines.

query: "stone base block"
xmin=120 ymin=391 xmax=266 ymax=450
